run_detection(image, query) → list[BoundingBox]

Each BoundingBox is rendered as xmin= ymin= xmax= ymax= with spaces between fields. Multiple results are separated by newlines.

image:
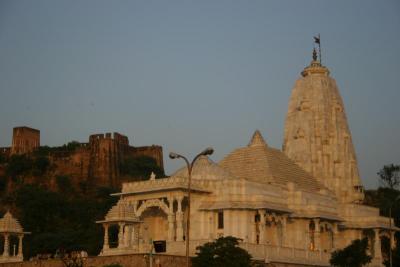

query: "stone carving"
xmin=283 ymin=56 xmax=364 ymax=203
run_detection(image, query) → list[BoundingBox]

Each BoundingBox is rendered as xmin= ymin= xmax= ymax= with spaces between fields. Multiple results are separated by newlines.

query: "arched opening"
xmin=254 ymin=213 xmax=260 ymax=244
xmin=265 ymin=218 xmax=281 ymax=246
xmin=381 ymin=235 xmax=390 ymax=262
xmin=9 ymin=235 xmax=19 ymax=256
xmin=309 ymin=221 xmax=316 ymax=250
xmin=362 ymin=229 xmax=374 ymax=256
xmin=320 ymin=223 xmax=334 ymax=252
xmin=108 ymin=225 xmax=119 ymax=248
xmin=0 ymin=235 xmax=4 ymax=254
xmin=140 ymin=207 xmax=168 ymax=242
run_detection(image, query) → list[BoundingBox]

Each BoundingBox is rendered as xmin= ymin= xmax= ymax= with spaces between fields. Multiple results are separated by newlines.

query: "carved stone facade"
xmin=283 ymin=59 xmax=364 ymax=204
xmin=0 ymin=212 xmax=29 ymax=263
xmin=99 ymin=52 xmax=397 ymax=267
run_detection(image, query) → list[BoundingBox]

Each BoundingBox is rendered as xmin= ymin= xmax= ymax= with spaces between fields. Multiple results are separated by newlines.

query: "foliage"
xmin=0 ymin=176 xmax=7 ymax=192
xmin=35 ymin=142 xmax=82 ymax=156
xmin=61 ymin=252 xmax=84 ymax=267
xmin=32 ymin=156 xmax=50 ymax=176
xmin=120 ymin=156 xmax=164 ymax=179
xmin=6 ymin=154 xmax=33 ymax=179
xmin=56 ymin=175 xmax=73 ymax=192
xmin=192 ymin=236 xmax=252 ymax=267
xmin=385 ymin=244 xmax=400 ymax=267
xmin=0 ymin=153 xmax=5 ymax=164
xmin=5 ymin=154 xmax=50 ymax=179
xmin=10 ymin=184 xmax=117 ymax=259
xmin=330 ymin=238 xmax=372 ymax=267
xmin=378 ymin=164 xmax=400 ymax=189
xmin=364 ymin=187 xmax=400 ymax=265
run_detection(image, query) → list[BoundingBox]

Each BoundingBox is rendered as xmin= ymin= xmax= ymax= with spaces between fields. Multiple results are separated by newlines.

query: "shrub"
xmin=330 ymin=238 xmax=372 ymax=267
xmin=192 ymin=236 xmax=251 ymax=267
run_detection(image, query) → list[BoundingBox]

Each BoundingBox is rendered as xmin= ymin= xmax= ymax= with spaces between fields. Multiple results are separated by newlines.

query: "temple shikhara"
xmin=97 ymin=50 xmax=397 ymax=267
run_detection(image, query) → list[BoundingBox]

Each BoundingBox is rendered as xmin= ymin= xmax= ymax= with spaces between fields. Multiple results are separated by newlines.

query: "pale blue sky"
xmin=0 ymin=1 xmax=399 ymax=189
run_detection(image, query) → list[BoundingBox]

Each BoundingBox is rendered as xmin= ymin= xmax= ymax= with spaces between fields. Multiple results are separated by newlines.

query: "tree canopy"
xmin=192 ymin=236 xmax=252 ymax=267
xmin=1 ymin=184 xmax=117 ymax=259
xmin=119 ymin=156 xmax=164 ymax=180
xmin=378 ymin=164 xmax=400 ymax=189
xmin=330 ymin=238 xmax=372 ymax=267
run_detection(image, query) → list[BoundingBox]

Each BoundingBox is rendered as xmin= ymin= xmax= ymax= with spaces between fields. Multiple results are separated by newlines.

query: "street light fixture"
xmin=169 ymin=147 xmax=214 ymax=267
xmin=389 ymin=195 xmax=400 ymax=267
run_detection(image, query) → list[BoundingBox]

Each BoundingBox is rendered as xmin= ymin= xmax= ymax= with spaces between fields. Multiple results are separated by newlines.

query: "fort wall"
xmin=1 ymin=128 xmax=165 ymax=189
xmin=129 ymin=145 xmax=164 ymax=170
xmin=11 ymin=127 xmax=40 ymax=155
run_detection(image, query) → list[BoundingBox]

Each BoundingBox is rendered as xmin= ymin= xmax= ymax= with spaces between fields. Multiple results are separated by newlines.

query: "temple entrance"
xmin=320 ymin=223 xmax=334 ymax=252
xmin=140 ymin=207 xmax=168 ymax=242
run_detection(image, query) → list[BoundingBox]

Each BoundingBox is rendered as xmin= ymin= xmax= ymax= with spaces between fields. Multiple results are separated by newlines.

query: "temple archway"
xmin=140 ymin=206 xmax=168 ymax=242
xmin=320 ymin=223 xmax=334 ymax=252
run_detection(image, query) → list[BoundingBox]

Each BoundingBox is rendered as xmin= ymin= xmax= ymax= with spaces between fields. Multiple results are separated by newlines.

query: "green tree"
xmin=120 ymin=156 xmax=164 ymax=179
xmin=330 ymin=238 xmax=372 ymax=267
xmin=0 ymin=153 xmax=5 ymax=164
xmin=6 ymin=154 xmax=32 ymax=180
xmin=192 ymin=236 xmax=252 ymax=267
xmin=32 ymin=156 xmax=50 ymax=176
xmin=378 ymin=164 xmax=400 ymax=189
xmin=56 ymin=175 xmax=73 ymax=192
xmin=14 ymin=184 xmax=117 ymax=258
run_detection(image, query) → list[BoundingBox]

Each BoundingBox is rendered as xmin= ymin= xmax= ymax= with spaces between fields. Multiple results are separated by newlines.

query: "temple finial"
xmin=312 ymin=48 xmax=318 ymax=61
xmin=313 ymin=34 xmax=322 ymax=64
xmin=248 ymin=130 xmax=267 ymax=147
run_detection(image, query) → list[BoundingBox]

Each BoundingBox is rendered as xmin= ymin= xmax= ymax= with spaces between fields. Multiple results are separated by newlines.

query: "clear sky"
xmin=0 ymin=0 xmax=399 ymax=189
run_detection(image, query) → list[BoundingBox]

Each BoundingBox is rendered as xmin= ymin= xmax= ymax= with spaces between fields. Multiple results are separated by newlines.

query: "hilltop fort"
xmin=0 ymin=126 xmax=164 ymax=189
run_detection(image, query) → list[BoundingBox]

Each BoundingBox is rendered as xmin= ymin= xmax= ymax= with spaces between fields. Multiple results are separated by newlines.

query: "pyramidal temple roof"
xmin=172 ymin=155 xmax=234 ymax=181
xmin=219 ymin=130 xmax=327 ymax=192
xmin=0 ymin=211 xmax=24 ymax=233
xmin=248 ymin=129 xmax=267 ymax=147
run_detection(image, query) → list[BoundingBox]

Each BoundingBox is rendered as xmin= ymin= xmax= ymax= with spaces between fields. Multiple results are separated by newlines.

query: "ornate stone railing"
xmin=241 ymin=243 xmax=330 ymax=266
xmin=101 ymin=240 xmax=331 ymax=266
xmin=120 ymin=177 xmax=212 ymax=194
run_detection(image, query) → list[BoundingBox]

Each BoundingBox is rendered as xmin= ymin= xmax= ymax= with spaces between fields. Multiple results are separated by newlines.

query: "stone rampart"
xmin=129 ymin=145 xmax=164 ymax=170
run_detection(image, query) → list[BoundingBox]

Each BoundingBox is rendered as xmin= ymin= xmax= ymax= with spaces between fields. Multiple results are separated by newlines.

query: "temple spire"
xmin=248 ymin=130 xmax=267 ymax=147
xmin=283 ymin=49 xmax=364 ymax=204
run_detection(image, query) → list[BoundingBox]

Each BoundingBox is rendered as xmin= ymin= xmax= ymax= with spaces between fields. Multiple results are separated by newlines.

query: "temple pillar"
xmin=168 ymin=214 xmax=175 ymax=241
xmin=332 ymin=223 xmax=339 ymax=249
xmin=118 ymin=223 xmax=125 ymax=248
xmin=124 ymin=225 xmax=133 ymax=248
xmin=313 ymin=218 xmax=321 ymax=251
xmin=281 ymin=216 xmax=288 ymax=247
xmin=176 ymin=196 xmax=184 ymax=241
xmin=3 ymin=234 xmax=9 ymax=257
xmin=131 ymin=224 xmax=139 ymax=250
xmin=18 ymin=235 xmax=23 ymax=256
xmin=390 ymin=231 xmax=396 ymax=249
xmin=103 ymin=224 xmax=109 ymax=251
xmin=259 ymin=211 xmax=266 ymax=244
xmin=176 ymin=212 xmax=184 ymax=241
xmin=373 ymin=229 xmax=382 ymax=261
xmin=208 ymin=212 xmax=214 ymax=240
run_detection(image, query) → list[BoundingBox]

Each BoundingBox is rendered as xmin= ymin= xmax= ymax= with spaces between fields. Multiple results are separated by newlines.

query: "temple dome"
xmin=0 ymin=212 xmax=24 ymax=233
xmin=105 ymin=201 xmax=137 ymax=221
xmin=172 ymin=155 xmax=234 ymax=180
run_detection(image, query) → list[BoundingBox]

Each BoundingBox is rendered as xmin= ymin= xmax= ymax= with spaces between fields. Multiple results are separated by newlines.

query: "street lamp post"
xmin=389 ymin=195 xmax=400 ymax=267
xmin=169 ymin=147 xmax=214 ymax=267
